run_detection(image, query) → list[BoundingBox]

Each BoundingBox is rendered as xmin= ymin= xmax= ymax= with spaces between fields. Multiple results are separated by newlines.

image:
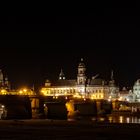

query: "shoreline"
xmin=1 ymin=119 xmax=140 ymax=140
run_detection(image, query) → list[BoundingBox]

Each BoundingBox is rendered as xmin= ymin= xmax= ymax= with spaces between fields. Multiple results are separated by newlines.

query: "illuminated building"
xmin=41 ymin=59 xmax=119 ymax=100
xmin=119 ymin=80 xmax=140 ymax=103
xmin=125 ymin=79 xmax=140 ymax=102
xmin=0 ymin=69 xmax=38 ymax=119
xmin=0 ymin=69 xmax=10 ymax=90
xmin=118 ymin=87 xmax=130 ymax=101
xmin=132 ymin=79 xmax=140 ymax=102
xmin=0 ymin=69 xmax=35 ymax=96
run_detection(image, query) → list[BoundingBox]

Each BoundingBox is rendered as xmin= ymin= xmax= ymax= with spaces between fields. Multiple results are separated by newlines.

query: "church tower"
xmin=59 ymin=69 xmax=65 ymax=80
xmin=77 ymin=58 xmax=86 ymax=85
xmin=109 ymin=70 xmax=115 ymax=86
xmin=0 ymin=69 xmax=4 ymax=87
xmin=4 ymin=76 xmax=10 ymax=90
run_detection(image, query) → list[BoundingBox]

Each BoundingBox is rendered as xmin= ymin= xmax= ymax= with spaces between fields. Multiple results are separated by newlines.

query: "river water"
xmin=68 ymin=115 xmax=140 ymax=123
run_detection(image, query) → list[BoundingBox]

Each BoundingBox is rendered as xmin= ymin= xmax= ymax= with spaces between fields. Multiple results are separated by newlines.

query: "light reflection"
xmin=91 ymin=116 xmax=140 ymax=124
xmin=108 ymin=116 xmax=113 ymax=123
xmin=126 ymin=117 xmax=130 ymax=123
xmin=99 ymin=117 xmax=105 ymax=121
xmin=119 ymin=116 xmax=123 ymax=123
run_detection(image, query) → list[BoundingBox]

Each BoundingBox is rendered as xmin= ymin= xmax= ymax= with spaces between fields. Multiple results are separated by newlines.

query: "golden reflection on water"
xmin=107 ymin=116 xmax=140 ymax=123
xmin=126 ymin=117 xmax=130 ymax=123
xmin=98 ymin=117 xmax=105 ymax=121
xmin=119 ymin=116 xmax=123 ymax=123
xmin=68 ymin=115 xmax=140 ymax=123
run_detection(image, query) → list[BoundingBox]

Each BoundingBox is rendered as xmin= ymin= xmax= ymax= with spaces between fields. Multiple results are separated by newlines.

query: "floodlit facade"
xmin=41 ymin=59 xmax=119 ymax=100
xmin=119 ymin=80 xmax=140 ymax=103
xmin=124 ymin=79 xmax=140 ymax=102
xmin=133 ymin=79 xmax=140 ymax=102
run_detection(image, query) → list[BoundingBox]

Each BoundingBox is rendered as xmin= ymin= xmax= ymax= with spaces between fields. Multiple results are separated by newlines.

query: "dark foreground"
xmin=0 ymin=119 xmax=140 ymax=140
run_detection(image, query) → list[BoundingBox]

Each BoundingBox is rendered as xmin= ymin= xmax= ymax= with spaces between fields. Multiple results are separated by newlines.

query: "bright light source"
xmin=118 ymin=97 xmax=122 ymax=101
xmin=126 ymin=98 xmax=129 ymax=102
xmin=1 ymin=105 xmax=5 ymax=108
xmin=19 ymin=90 xmax=23 ymax=94
xmin=91 ymin=96 xmax=94 ymax=100
xmin=1 ymin=89 xmax=6 ymax=94
xmin=108 ymin=99 xmax=111 ymax=102
xmin=23 ymin=89 xmax=27 ymax=92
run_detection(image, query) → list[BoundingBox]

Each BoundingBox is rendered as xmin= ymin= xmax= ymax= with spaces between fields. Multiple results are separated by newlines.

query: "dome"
xmin=135 ymin=79 xmax=140 ymax=86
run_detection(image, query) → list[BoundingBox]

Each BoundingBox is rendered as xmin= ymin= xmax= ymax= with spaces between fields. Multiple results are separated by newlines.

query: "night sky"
xmin=0 ymin=7 xmax=140 ymax=90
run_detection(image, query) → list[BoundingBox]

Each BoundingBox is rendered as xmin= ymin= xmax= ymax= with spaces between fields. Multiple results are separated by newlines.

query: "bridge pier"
xmin=29 ymin=96 xmax=40 ymax=119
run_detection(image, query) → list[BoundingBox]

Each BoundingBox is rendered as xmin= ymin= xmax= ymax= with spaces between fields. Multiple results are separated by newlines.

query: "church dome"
xmin=135 ymin=79 xmax=140 ymax=86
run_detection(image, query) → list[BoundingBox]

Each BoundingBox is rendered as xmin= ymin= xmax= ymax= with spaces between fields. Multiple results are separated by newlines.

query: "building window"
xmin=80 ymin=70 xmax=82 ymax=74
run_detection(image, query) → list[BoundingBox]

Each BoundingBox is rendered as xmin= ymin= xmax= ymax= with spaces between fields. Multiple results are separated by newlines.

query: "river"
xmin=68 ymin=115 xmax=140 ymax=123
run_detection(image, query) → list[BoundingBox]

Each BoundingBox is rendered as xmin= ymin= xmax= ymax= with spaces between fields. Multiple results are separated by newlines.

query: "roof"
xmin=52 ymin=79 xmax=77 ymax=87
xmin=90 ymin=78 xmax=107 ymax=85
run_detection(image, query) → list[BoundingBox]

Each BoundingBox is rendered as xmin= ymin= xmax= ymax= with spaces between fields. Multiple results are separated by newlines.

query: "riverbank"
xmin=1 ymin=119 xmax=140 ymax=139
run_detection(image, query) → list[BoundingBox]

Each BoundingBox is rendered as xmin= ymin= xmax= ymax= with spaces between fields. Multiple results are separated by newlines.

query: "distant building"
xmin=119 ymin=80 xmax=140 ymax=103
xmin=118 ymin=87 xmax=130 ymax=101
xmin=132 ymin=79 xmax=140 ymax=102
xmin=0 ymin=69 xmax=10 ymax=90
xmin=0 ymin=69 xmax=34 ymax=96
xmin=41 ymin=59 xmax=119 ymax=100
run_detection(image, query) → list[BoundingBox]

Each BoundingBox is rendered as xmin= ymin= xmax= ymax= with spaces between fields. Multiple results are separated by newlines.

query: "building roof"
xmin=51 ymin=80 xmax=77 ymax=87
xmin=90 ymin=78 xmax=107 ymax=85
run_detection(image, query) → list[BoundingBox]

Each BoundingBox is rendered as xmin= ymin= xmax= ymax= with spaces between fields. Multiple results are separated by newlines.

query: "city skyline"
xmin=0 ymin=8 xmax=140 ymax=88
xmin=0 ymin=56 xmax=139 ymax=90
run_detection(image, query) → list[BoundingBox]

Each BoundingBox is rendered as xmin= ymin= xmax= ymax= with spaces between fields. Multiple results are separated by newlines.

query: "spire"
xmin=4 ymin=76 xmax=10 ymax=90
xmin=59 ymin=69 xmax=65 ymax=80
xmin=78 ymin=58 xmax=85 ymax=68
xmin=0 ymin=69 xmax=4 ymax=82
xmin=32 ymin=84 xmax=35 ymax=91
xmin=111 ymin=70 xmax=114 ymax=80
xmin=109 ymin=70 xmax=115 ymax=86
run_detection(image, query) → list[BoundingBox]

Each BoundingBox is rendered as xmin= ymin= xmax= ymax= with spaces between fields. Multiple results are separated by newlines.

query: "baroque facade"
xmin=41 ymin=59 xmax=119 ymax=100
xmin=123 ymin=79 xmax=140 ymax=102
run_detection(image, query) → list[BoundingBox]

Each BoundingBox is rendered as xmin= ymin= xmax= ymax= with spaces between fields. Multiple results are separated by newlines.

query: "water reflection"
xmin=68 ymin=115 xmax=140 ymax=123
xmin=95 ymin=115 xmax=140 ymax=123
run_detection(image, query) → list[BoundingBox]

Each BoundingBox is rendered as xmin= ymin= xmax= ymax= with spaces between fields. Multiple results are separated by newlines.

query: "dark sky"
xmin=0 ymin=7 xmax=140 ymax=89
